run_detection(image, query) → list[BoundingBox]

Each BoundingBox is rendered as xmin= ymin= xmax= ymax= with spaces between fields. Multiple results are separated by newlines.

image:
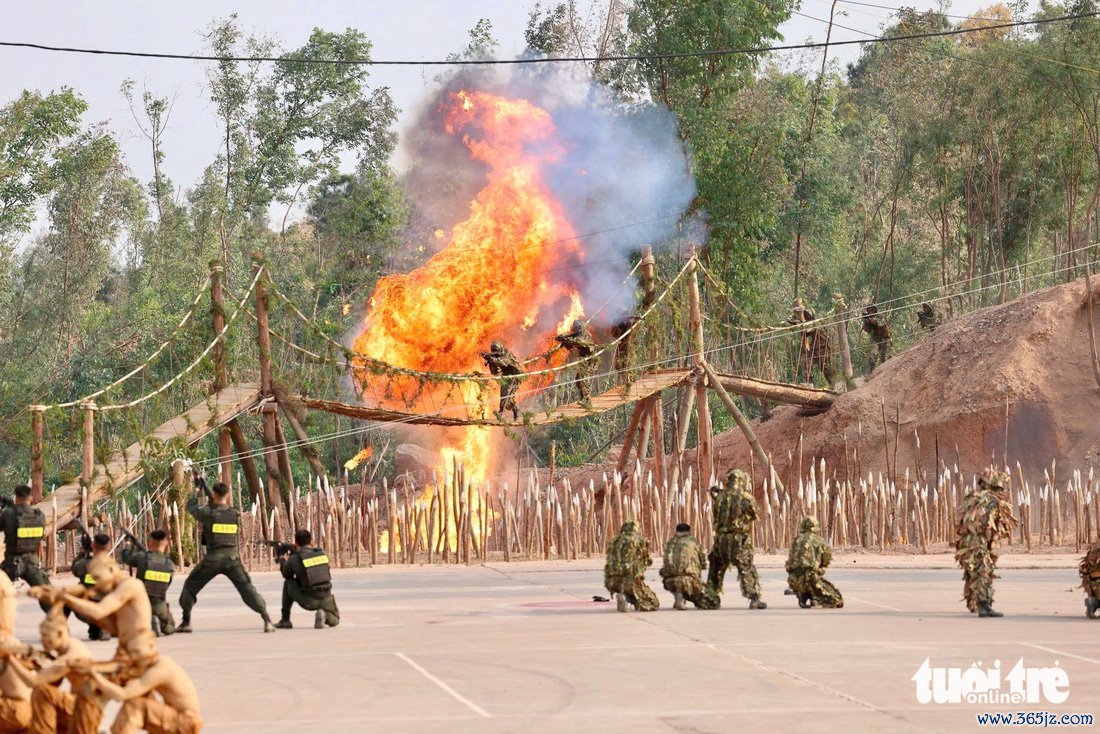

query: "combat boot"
xmin=275 ymin=618 xmax=293 ymax=630
xmin=977 ymin=602 xmax=1003 ymax=618
xmin=315 ymin=610 xmax=325 ymax=629
xmin=615 ymin=593 xmax=629 ymax=613
xmin=176 ymin=618 xmax=192 ymax=633
xmin=749 ymin=596 xmax=767 ymax=610
xmin=798 ymin=594 xmax=813 ymax=609
xmin=1085 ymin=597 xmax=1099 ymax=619
xmin=264 ymin=619 xmax=278 ymax=632
xmin=673 ymin=593 xmax=686 ymax=611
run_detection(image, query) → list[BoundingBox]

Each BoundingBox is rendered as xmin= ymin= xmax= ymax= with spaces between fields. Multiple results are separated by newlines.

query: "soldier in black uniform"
xmin=70 ymin=532 xmax=112 ymax=641
xmin=275 ymin=529 xmax=339 ymax=629
xmin=0 ymin=485 xmax=51 ymax=611
xmin=178 ymin=480 xmax=275 ymax=633
xmin=121 ymin=529 xmax=177 ymax=636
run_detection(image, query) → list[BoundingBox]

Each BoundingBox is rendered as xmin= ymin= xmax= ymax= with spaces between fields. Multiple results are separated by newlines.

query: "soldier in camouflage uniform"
xmin=481 ymin=341 xmax=523 ymax=421
xmin=555 ymin=321 xmax=598 ymax=401
xmin=786 ymin=516 xmax=843 ymax=608
xmin=916 ymin=302 xmax=941 ymax=331
xmin=707 ymin=470 xmax=767 ymax=609
xmin=604 ymin=521 xmax=659 ymax=612
xmin=610 ymin=315 xmax=639 ymax=374
xmin=954 ymin=469 xmax=1018 ymax=618
xmin=860 ymin=304 xmax=891 ymax=373
xmin=1079 ymin=542 xmax=1100 ymax=619
xmin=786 ymin=299 xmax=836 ymax=386
xmin=660 ymin=523 xmax=720 ymax=610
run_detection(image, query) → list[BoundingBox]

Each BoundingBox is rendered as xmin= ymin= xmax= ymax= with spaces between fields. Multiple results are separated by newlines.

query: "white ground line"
xmin=1021 ymin=643 xmax=1100 ymax=665
xmin=846 ymin=595 xmax=904 ymax=612
xmin=395 ymin=652 xmax=493 ymax=718
xmin=706 ymin=644 xmax=882 ymax=713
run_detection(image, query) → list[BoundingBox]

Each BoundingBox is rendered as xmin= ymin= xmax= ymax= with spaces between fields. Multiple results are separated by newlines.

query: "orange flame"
xmin=351 ymin=90 xmax=586 ymax=503
xmin=343 ymin=446 xmax=374 ymax=472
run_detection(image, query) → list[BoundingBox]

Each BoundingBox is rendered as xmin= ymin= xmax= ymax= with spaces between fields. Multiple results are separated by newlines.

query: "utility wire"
xmin=0 ymin=12 xmax=1095 ymax=67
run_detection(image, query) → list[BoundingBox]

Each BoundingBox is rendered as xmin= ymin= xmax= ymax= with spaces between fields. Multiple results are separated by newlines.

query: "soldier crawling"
xmin=604 ymin=521 xmax=659 ymax=612
xmin=954 ymin=469 xmax=1018 ymax=618
xmin=121 ymin=529 xmax=177 ymax=636
xmin=554 ymin=320 xmax=597 ymax=401
xmin=660 ymin=523 xmax=719 ymax=610
xmin=481 ymin=341 xmax=523 ymax=421
xmin=860 ymin=304 xmax=891 ymax=373
xmin=275 ymin=529 xmax=340 ymax=630
xmin=707 ymin=470 xmax=767 ymax=609
xmin=786 ymin=516 xmax=843 ymax=609
xmin=1079 ymin=541 xmax=1100 ymax=619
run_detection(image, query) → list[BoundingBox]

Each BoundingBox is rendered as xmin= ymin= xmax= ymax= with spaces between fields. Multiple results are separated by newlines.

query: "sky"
xmin=0 ymin=0 xmax=1009 ymax=228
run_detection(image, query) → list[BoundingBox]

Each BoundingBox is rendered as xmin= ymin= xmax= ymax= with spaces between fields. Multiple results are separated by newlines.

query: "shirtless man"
xmin=32 ymin=553 xmax=154 ymax=656
xmin=4 ymin=604 xmax=103 ymax=734
xmin=87 ymin=634 xmax=202 ymax=734
xmin=0 ymin=572 xmax=30 ymax=731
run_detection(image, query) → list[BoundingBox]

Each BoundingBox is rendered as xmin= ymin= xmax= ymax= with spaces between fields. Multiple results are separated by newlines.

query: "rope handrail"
xmin=266 ymin=256 xmax=694 ymax=384
xmin=46 ymin=278 xmax=210 ymax=410
xmin=94 ymin=267 xmax=264 ymax=412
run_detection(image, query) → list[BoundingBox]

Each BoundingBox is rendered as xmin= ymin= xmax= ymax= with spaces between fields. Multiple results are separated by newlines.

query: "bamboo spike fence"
xmin=51 ymin=455 xmax=1100 ymax=575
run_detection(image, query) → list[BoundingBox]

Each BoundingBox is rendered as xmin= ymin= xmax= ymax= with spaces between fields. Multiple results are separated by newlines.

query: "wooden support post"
xmin=272 ymin=381 xmax=327 ymax=481
xmin=688 ymin=253 xmax=713 ymax=484
xmin=273 ymin=413 xmax=296 ymax=507
xmin=80 ymin=402 xmax=97 ymax=491
xmin=253 ymin=252 xmax=283 ymax=510
xmin=833 ymin=293 xmax=855 ymax=387
xmin=616 ymin=401 xmax=647 ymax=476
xmin=668 ymin=378 xmax=697 ymax=490
xmin=209 ymin=260 xmax=234 ymax=487
xmin=228 ymin=419 xmax=264 ymax=503
xmin=651 ymin=398 xmax=666 ymax=489
xmin=639 ymin=245 xmax=665 ymax=488
xmin=30 ymin=405 xmax=45 ymax=502
xmin=170 ymin=459 xmax=188 ymax=565
xmin=703 ymin=361 xmax=785 ymax=495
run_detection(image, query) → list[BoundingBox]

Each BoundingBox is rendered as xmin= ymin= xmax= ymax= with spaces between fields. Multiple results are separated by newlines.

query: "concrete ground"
xmin=13 ymin=553 xmax=1099 ymax=733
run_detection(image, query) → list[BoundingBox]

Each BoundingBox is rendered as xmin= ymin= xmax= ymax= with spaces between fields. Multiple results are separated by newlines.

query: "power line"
xmin=0 ymin=12 xmax=1095 ymax=67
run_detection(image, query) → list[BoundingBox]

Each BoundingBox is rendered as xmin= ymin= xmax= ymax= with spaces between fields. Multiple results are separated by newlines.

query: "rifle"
xmin=193 ymin=471 xmax=211 ymax=498
xmin=121 ymin=529 xmax=147 ymax=554
xmin=74 ymin=517 xmax=93 ymax=554
xmin=0 ymin=495 xmax=12 ymax=510
xmin=255 ymin=540 xmax=294 ymax=559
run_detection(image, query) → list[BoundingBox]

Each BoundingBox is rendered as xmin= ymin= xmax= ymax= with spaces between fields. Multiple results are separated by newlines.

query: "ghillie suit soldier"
xmin=916 ymin=302 xmax=941 ymax=331
xmin=786 ymin=516 xmax=843 ymax=608
xmin=1079 ymin=542 xmax=1100 ymax=619
xmin=610 ymin=315 xmax=639 ymax=374
xmin=121 ymin=529 xmax=177 ymax=636
xmin=954 ymin=469 xmax=1018 ymax=618
xmin=860 ymin=304 xmax=891 ymax=373
xmin=275 ymin=529 xmax=340 ymax=629
xmin=786 ymin=299 xmax=836 ymax=386
xmin=660 ymin=523 xmax=720 ymax=610
xmin=707 ymin=469 xmax=767 ymax=609
xmin=178 ymin=478 xmax=275 ymax=633
xmin=604 ymin=521 xmax=659 ymax=612
xmin=481 ymin=341 xmax=523 ymax=421
xmin=554 ymin=321 xmax=597 ymax=401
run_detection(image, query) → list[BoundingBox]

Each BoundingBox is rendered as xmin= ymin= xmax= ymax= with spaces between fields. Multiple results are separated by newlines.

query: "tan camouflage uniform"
xmin=786 ymin=300 xmax=836 ymax=385
xmin=954 ymin=469 xmax=1018 ymax=616
xmin=555 ymin=321 xmax=597 ymax=401
xmin=786 ymin=516 xmax=843 ymax=608
xmin=1079 ymin=543 xmax=1100 ymax=619
xmin=860 ymin=304 xmax=891 ymax=373
xmin=482 ymin=341 xmax=523 ymax=420
xmin=660 ymin=530 xmax=720 ymax=610
xmin=604 ymin=521 xmax=659 ymax=612
xmin=707 ymin=470 xmax=766 ymax=607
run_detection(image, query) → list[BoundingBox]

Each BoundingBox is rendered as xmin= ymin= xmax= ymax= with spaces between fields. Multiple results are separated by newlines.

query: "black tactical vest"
xmin=137 ymin=551 xmax=175 ymax=600
xmin=71 ymin=555 xmax=94 ymax=587
xmin=13 ymin=506 xmax=45 ymax=555
xmin=202 ymin=506 xmax=240 ymax=548
xmin=296 ymin=547 xmax=331 ymax=590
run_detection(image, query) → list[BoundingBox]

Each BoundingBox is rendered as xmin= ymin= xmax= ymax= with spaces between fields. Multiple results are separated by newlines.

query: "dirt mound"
xmin=567 ymin=277 xmax=1100 ymax=490
xmin=711 ymin=277 xmax=1100 ymax=486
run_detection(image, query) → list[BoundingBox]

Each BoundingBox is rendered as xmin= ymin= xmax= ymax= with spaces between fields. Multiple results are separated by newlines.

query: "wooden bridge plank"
xmin=38 ymin=383 xmax=262 ymax=531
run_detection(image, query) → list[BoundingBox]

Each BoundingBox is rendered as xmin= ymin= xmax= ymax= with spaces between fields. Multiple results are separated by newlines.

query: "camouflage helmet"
xmin=978 ymin=468 xmax=1010 ymax=490
xmin=726 ymin=468 xmax=752 ymax=493
xmin=619 ymin=520 xmax=637 ymax=534
xmin=800 ymin=516 xmax=819 ymax=533
xmin=490 ymin=341 xmax=504 ymax=352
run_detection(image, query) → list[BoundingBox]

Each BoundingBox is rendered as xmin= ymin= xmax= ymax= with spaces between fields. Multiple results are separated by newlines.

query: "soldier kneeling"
xmin=660 ymin=523 xmax=720 ymax=610
xmin=786 ymin=516 xmax=843 ymax=608
xmin=122 ymin=530 xmax=177 ymax=636
xmin=275 ymin=529 xmax=340 ymax=629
